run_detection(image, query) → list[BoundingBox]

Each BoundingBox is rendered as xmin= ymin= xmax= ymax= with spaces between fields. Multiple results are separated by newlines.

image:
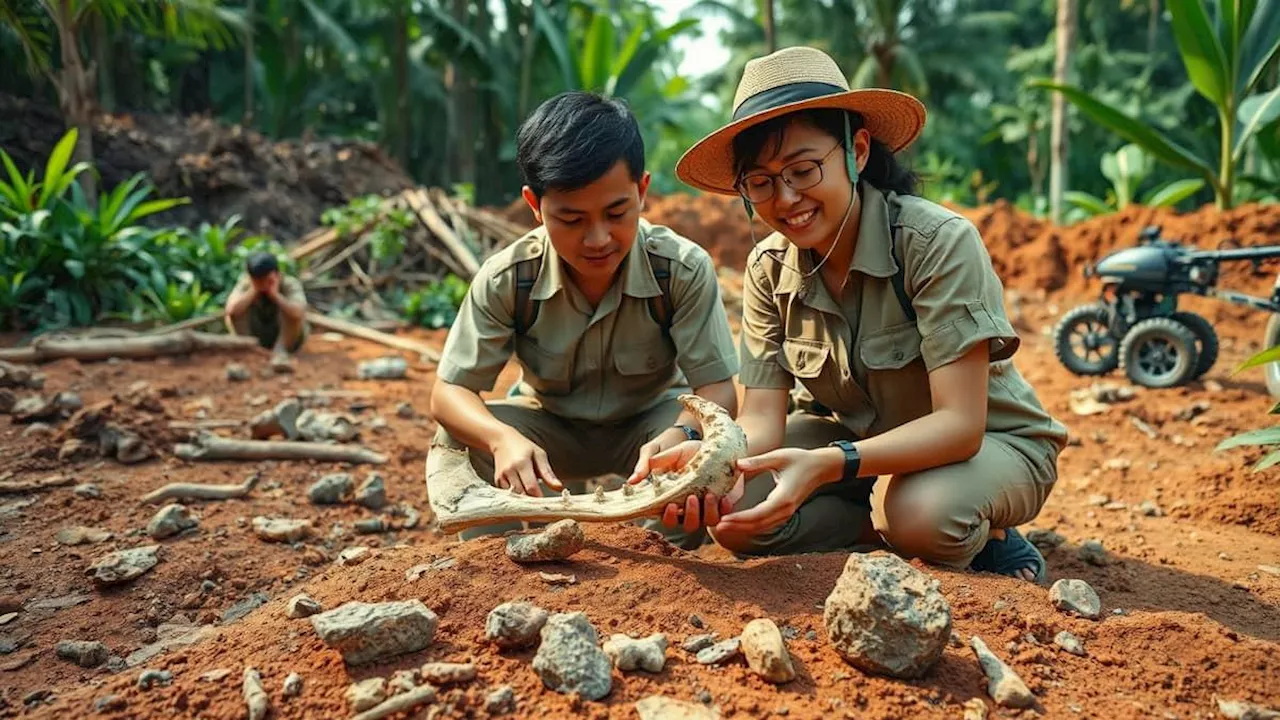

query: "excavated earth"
xmin=1 ymin=195 xmax=1279 ymax=718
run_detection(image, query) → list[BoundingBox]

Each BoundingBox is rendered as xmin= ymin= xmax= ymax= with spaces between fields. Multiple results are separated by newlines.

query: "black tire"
xmin=1265 ymin=313 xmax=1280 ymax=400
xmin=1120 ymin=317 xmax=1201 ymax=389
xmin=1053 ymin=304 xmax=1120 ymax=376
xmin=1171 ymin=311 xmax=1219 ymax=380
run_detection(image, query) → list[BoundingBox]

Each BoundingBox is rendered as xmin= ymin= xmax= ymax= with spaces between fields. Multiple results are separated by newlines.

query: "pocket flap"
xmin=860 ymin=323 xmax=923 ymax=370
xmin=780 ymin=339 xmax=831 ymax=379
xmin=614 ymin=344 xmax=675 ymax=376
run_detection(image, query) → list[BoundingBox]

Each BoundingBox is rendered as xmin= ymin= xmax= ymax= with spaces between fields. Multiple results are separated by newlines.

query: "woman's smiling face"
xmin=738 ymin=116 xmax=870 ymax=250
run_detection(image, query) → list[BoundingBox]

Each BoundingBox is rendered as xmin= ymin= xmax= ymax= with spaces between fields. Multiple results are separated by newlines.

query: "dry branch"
xmin=0 ymin=331 xmax=260 ymax=364
xmin=406 ymin=189 xmax=479 ymax=278
xmin=174 ymin=432 xmax=387 ymax=465
xmin=351 ymin=685 xmax=437 ymax=720
xmin=140 ymin=473 xmax=261 ymax=504
xmin=143 ymin=314 xmax=224 ymax=335
xmin=169 ymin=419 xmax=245 ymax=430
xmin=0 ymin=475 xmax=73 ymax=495
xmin=305 ymin=312 xmax=440 ymax=363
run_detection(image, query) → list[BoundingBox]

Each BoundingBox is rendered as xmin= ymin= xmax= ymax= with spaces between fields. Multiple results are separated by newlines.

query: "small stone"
xmin=485 ymin=686 xmax=516 ymax=715
xmin=531 ymin=612 xmax=612 ymax=700
xmin=55 ymin=526 xmax=113 ymax=545
xmin=1026 ymin=528 xmax=1065 ymax=551
xmin=283 ymin=672 xmax=303 ymax=698
xmin=696 ymin=689 xmax=712 ymax=704
xmin=146 ymin=504 xmax=197 ymax=540
xmin=21 ymin=422 xmax=52 ymax=438
xmin=337 ymin=546 xmax=370 ymax=566
xmin=388 ymin=669 xmax=418 ymax=694
xmin=1077 ymin=539 xmax=1108 ymax=566
xmin=346 ymin=677 xmax=387 ymax=712
xmin=137 ymin=669 xmax=173 ymax=690
xmin=970 ymin=636 xmax=1034 ymax=708
xmin=682 ymin=634 xmax=718 ymax=653
xmin=505 ymin=519 xmax=584 ymax=563
xmin=538 ymin=571 xmax=576 ymax=585
xmin=1138 ymin=500 xmax=1163 ymax=517
xmin=635 ymin=696 xmax=718 ymax=719
xmin=252 ymin=517 xmax=312 ymax=543
xmin=94 ymin=695 xmax=126 ymax=713
xmin=1215 ymin=697 xmax=1280 ymax=719
xmin=74 ymin=484 xmax=102 ymax=499
xmin=287 ymin=594 xmax=323 ymax=619
xmin=603 ymin=633 xmax=667 ymax=672
xmin=55 ymin=640 xmax=108 ymax=667
xmin=741 ymin=618 xmax=796 ymax=683
xmin=395 ymin=402 xmax=415 ymax=419
xmin=993 ymin=600 xmax=1009 ymax=612
xmin=353 ymin=518 xmax=386 ymax=534
xmin=1053 ymin=630 xmax=1086 ymax=656
xmin=419 ymin=662 xmax=477 ymax=685
xmin=225 ymin=364 xmax=250 ymax=382
xmin=696 ymin=637 xmax=741 ymax=665
xmin=1086 ymin=494 xmax=1110 ymax=506
xmin=310 ymin=600 xmax=438 ymax=666
xmin=59 ymin=439 xmax=96 ymax=462
xmin=689 ymin=614 xmax=704 ymax=629
xmin=962 ymin=697 xmax=988 ymax=720
xmin=87 ymin=545 xmax=160 ymax=587
xmin=222 ymin=592 xmax=270 ymax=623
xmin=355 ymin=473 xmax=387 ymax=510
xmin=1050 ymin=579 xmax=1102 ymax=619
xmin=357 ymin=356 xmax=408 ymax=380
xmin=307 ymin=473 xmax=354 ymax=505
xmin=1257 ymin=565 xmax=1280 ymax=576
xmin=200 ymin=668 xmax=232 ymax=682
xmin=486 ymin=601 xmax=549 ymax=649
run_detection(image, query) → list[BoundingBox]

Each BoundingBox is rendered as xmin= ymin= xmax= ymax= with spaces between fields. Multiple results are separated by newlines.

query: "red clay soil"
xmin=3 ymin=202 xmax=1280 ymax=719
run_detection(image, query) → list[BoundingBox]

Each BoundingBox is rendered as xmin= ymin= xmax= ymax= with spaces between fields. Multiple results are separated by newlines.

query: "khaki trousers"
xmin=719 ymin=412 xmax=1058 ymax=568
xmin=226 ymin=305 xmax=306 ymax=353
xmin=432 ymin=395 xmax=707 ymax=549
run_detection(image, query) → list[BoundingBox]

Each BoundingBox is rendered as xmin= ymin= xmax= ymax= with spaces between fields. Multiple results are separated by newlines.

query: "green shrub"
xmin=401 ymin=275 xmax=468 ymax=329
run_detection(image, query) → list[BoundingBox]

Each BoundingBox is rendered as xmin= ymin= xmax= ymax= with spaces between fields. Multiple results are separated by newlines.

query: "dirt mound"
xmin=0 ymin=94 xmax=414 ymax=241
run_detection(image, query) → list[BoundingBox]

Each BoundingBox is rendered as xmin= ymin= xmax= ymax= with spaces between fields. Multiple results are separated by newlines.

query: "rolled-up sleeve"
xmin=436 ymin=263 xmax=515 ymax=392
xmin=904 ymin=217 xmax=1020 ymax=372
xmin=668 ymin=250 xmax=740 ymax=388
xmin=738 ymin=249 xmax=793 ymax=389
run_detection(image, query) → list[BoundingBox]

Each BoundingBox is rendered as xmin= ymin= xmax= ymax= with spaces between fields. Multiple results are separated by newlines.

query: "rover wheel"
xmin=1053 ymin=304 xmax=1120 ymax=375
xmin=1171 ymin=311 xmax=1219 ymax=380
xmin=1120 ymin=318 xmax=1201 ymax=389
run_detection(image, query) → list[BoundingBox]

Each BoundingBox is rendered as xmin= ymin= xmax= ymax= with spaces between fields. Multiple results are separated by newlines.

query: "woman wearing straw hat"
xmin=630 ymin=46 xmax=1069 ymax=582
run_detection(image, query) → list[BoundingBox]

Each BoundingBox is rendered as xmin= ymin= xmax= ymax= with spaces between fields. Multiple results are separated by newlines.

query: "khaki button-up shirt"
xmin=438 ymin=219 xmax=740 ymax=424
xmin=739 ymin=183 xmax=1068 ymax=452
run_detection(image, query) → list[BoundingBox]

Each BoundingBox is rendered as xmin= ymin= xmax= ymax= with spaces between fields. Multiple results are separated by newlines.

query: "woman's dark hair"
xmin=516 ymin=91 xmax=645 ymax=198
xmin=731 ymin=107 xmax=918 ymax=196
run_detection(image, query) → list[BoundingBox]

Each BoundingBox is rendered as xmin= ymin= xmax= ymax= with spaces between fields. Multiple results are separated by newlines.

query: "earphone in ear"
xmin=843 ymin=111 xmax=859 ymax=185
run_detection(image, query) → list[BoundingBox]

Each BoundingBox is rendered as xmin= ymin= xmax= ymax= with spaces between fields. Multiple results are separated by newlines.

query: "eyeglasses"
xmin=734 ymin=143 xmax=843 ymax=203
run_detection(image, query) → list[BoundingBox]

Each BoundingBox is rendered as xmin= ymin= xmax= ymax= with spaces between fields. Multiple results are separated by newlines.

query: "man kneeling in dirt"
xmin=224 ymin=252 xmax=309 ymax=369
xmin=428 ymin=91 xmax=740 ymax=549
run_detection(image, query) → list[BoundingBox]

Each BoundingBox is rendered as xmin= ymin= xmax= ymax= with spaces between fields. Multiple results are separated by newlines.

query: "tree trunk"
xmin=1028 ymin=127 xmax=1045 ymax=202
xmin=450 ymin=0 xmax=477 ymax=192
xmin=244 ymin=0 xmax=255 ymax=125
xmin=1049 ymin=0 xmax=1077 ymax=225
xmin=1147 ymin=0 xmax=1160 ymax=58
xmin=392 ymin=0 xmax=410 ymax=170
xmin=91 ymin=13 xmax=114 ymax=112
xmin=763 ymin=0 xmax=776 ymax=53
xmin=54 ymin=0 xmax=96 ymax=202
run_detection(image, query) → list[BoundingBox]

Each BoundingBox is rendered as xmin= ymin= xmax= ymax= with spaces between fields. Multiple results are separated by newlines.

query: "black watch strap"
xmin=828 ymin=439 xmax=861 ymax=481
xmin=674 ymin=424 xmax=702 ymax=441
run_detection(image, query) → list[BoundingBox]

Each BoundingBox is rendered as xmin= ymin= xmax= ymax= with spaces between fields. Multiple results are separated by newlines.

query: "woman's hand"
xmin=714 ymin=447 xmax=840 ymax=536
xmin=627 ymin=439 xmax=742 ymax=535
xmin=492 ymin=429 xmax=563 ymax=497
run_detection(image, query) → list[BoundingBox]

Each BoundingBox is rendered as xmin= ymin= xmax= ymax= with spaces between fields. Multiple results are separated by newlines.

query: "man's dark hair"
xmin=246 ymin=251 xmax=279 ymax=278
xmin=516 ymin=91 xmax=645 ymax=197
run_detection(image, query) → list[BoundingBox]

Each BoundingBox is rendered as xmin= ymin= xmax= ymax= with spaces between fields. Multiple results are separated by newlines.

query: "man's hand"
xmin=627 ymin=439 xmax=742 ymax=535
xmin=261 ymin=273 xmax=282 ymax=299
xmin=492 ymin=429 xmax=563 ymax=497
xmin=713 ymin=447 xmax=840 ymax=536
xmin=625 ymin=427 xmax=692 ymax=486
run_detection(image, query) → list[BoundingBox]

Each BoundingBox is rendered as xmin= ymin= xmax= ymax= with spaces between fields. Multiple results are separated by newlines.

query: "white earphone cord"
xmin=746 ymin=187 xmax=857 ymax=280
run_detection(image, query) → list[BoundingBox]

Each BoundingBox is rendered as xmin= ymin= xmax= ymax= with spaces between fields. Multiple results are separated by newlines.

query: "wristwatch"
xmin=674 ymin=424 xmax=702 ymax=441
xmin=828 ymin=439 xmax=861 ymax=481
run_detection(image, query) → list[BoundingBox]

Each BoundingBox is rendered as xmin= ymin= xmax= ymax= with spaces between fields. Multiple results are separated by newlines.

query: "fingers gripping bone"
xmin=425 ymin=394 xmax=745 ymax=533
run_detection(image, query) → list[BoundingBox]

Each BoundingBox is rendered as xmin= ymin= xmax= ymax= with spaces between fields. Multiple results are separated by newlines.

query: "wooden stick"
xmin=305 ymin=312 xmax=439 ymax=363
xmin=144 ymin=314 xmax=224 ymax=336
xmin=351 ymin=685 xmax=436 ymax=720
xmin=0 ymin=475 xmax=73 ymax=495
xmin=169 ymin=419 xmax=245 ymax=430
xmin=173 ymin=432 xmax=387 ymax=465
xmin=140 ymin=473 xmax=261 ymax=504
xmin=0 ymin=331 xmax=260 ymax=364
xmin=303 ymin=231 xmax=376 ymax=281
xmin=431 ymin=189 xmax=477 ymax=255
xmin=406 ymin=189 xmax=480 ymax=278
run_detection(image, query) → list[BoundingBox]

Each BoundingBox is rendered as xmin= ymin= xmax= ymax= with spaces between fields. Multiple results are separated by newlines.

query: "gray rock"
xmin=1138 ymin=500 xmax=1163 ymax=517
xmin=21 ymin=422 xmax=52 ymax=438
xmin=1049 ymin=579 xmax=1102 ymax=619
xmin=222 ymin=592 xmax=270 ymax=623
xmin=357 ymin=356 xmax=408 ymax=380
xmin=696 ymin=637 xmax=741 ymax=665
xmin=87 ymin=546 xmax=160 ymax=587
xmin=485 ymin=686 xmax=516 ymax=715
xmin=355 ymin=473 xmax=387 ymax=510
xmin=54 ymin=392 xmax=82 ymax=414
xmin=55 ymin=526 xmax=113 ymax=545
xmin=73 ymin=484 xmax=102 ymax=499
xmin=93 ymin=695 xmax=126 ymax=713
xmin=395 ymin=402 xmax=415 ymax=419
xmin=252 ymin=517 xmax=312 ymax=543
xmin=532 ymin=612 xmax=612 ymax=700
xmin=353 ymin=518 xmax=385 ymax=534
xmin=310 ymin=600 xmax=438 ymax=666
xmin=105 ymin=656 xmax=126 ymax=672
xmin=295 ymin=409 xmax=358 ymax=443
xmin=635 ymin=696 xmax=718 ymax=719
xmin=286 ymin=594 xmax=323 ymax=619
xmin=1026 ymin=528 xmax=1066 ymax=551
xmin=681 ymin=634 xmax=718 ymax=654
xmin=970 ymin=635 xmax=1035 ymax=708
xmin=823 ymin=551 xmax=952 ymax=678
xmin=147 ymin=504 xmax=197 ymax=540
xmin=741 ymin=618 xmax=796 ymax=683
xmin=55 ymin=640 xmax=108 ymax=667
xmin=0 ymin=635 xmax=18 ymax=653
xmin=1216 ymin=697 xmax=1280 ymax=719
xmin=505 ymin=519 xmax=585 ymax=563
xmin=137 ymin=669 xmax=173 ymax=690
xmin=225 ymin=364 xmax=251 ymax=382
xmin=603 ymin=633 xmax=667 ymax=672
xmin=420 ymin=662 xmax=477 ymax=685
xmin=307 ymin=473 xmax=354 ymax=505
xmin=1053 ymin=630 xmax=1086 ymax=656
xmin=336 ymin=546 xmax=370 ymax=565
xmin=486 ymin=601 xmax=549 ymax=649
xmin=346 ymin=677 xmax=386 ymax=712
xmin=688 ymin=614 xmax=704 ymax=629
xmin=388 ymin=669 xmax=418 ymax=694
xmin=282 ymin=672 xmax=303 ymax=698
xmin=1077 ymin=539 xmax=1108 ymax=566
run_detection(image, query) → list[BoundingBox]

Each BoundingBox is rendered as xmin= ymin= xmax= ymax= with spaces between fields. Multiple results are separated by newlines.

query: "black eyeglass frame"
xmin=733 ymin=142 xmax=844 ymax=204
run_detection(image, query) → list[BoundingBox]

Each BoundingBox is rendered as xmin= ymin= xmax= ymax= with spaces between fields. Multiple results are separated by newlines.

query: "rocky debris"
xmin=243 ymin=667 xmax=269 ymax=720
xmin=55 ymin=640 xmax=108 ymax=668
xmin=970 ymin=636 xmax=1035 ymax=708
xmin=21 ymin=422 xmax=51 ymax=438
xmin=21 ymin=689 xmax=52 ymax=706
xmin=486 ymin=601 xmax=549 ymax=649
xmin=354 ymin=518 xmax=386 ymax=534
xmin=347 ymin=677 xmax=387 ymax=712
xmin=252 ymin=516 xmax=312 ymax=543
xmin=59 ymin=439 xmax=97 ymax=463
xmin=741 ymin=618 xmax=796 ymax=683
xmin=200 ymin=668 xmax=232 ymax=682
xmin=337 ymin=546 xmax=371 ymax=565
xmin=0 ymin=361 xmax=43 ymax=390
xmin=689 ymin=614 xmax=704 ymax=629
xmin=388 ymin=669 xmax=417 ymax=694
xmin=505 ymin=519 xmax=585 ymax=563
xmin=296 ymin=408 xmax=359 ymax=443
xmin=355 ymin=473 xmax=387 ymax=509
xmin=485 ymin=685 xmax=516 ymax=715
xmin=395 ymin=402 xmax=415 ymax=419
xmin=962 ymin=697 xmax=988 ymax=720
xmin=137 ymin=669 xmax=173 ymax=690
xmin=369 ymin=416 xmax=390 ymax=433
xmin=223 ymin=592 xmax=270 ymax=623
xmin=1050 ymin=579 xmax=1102 ymax=619
xmin=532 ymin=612 xmax=612 ymax=700
xmin=1174 ymin=400 xmax=1211 ymax=421
xmin=635 ymin=696 xmax=719 ymax=719
xmin=308 ymin=473 xmax=354 ymax=504
xmin=0 ymin=613 xmax=15 ymax=625
xmin=1026 ymin=528 xmax=1066 ymax=551
xmin=225 ymin=363 xmax=251 ymax=382
xmin=74 ymin=483 xmax=102 ymax=499
xmin=357 ymin=356 xmax=408 ymax=380
xmin=682 ymin=634 xmax=718 ymax=654
xmin=696 ymin=637 xmax=741 ymax=665
xmin=1138 ymin=499 xmax=1163 ymax=517
xmin=351 ymin=685 xmax=436 ymax=720
xmin=539 ymin=571 xmax=576 ymax=585
xmin=406 ymin=555 xmax=453 ymax=580
xmin=287 ymin=594 xmax=323 ymax=619
xmin=1216 ymin=697 xmax=1280 ymax=719
xmin=603 ymin=633 xmax=667 ymax=673
xmin=249 ymin=398 xmax=303 ymax=440
xmin=87 ymin=545 xmax=160 ymax=587
xmin=283 ymin=672 xmax=303 ymax=698
xmin=823 ymin=552 xmax=952 ymax=678
xmin=55 ymin=526 xmax=113 ymax=545
xmin=1077 ymin=539 xmax=1108 ymax=566
xmin=1054 ymin=630 xmax=1086 ymax=656
xmin=310 ymin=600 xmax=438 ymax=666
xmin=93 ymin=695 xmax=126 ymax=713
xmin=146 ymin=504 xmax=197 ymax=540
xmin=420 ymin=662 xmax=477 ymax=685
xmin=126 ymin=616 xmax=214 ymax=667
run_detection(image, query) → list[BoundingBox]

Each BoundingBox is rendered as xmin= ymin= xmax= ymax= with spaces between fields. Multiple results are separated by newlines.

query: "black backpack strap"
xmin=646 ymin=252 xmax=674 ymax=336
xmin=887 ymin=201 xmax=917 ymax=322
xmin=513 ymin=257 xmax=540 ymax=335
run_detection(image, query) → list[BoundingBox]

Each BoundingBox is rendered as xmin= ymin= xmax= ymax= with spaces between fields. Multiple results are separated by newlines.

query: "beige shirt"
xmin=739 ymin=182 xmax=1068 ymax=452
xmin=438 ymin=219 xmax=740 ymax=423
xmin=229 ymin=273 xmax=307 ymax=323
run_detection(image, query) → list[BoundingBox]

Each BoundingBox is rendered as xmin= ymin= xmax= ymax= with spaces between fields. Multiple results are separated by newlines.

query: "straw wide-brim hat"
xmin=676 ymin=46 xmax=927 ymax=195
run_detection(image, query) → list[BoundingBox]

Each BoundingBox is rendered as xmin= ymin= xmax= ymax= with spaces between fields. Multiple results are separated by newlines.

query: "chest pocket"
xmin=860 ymin=322 xmax=923 ymax=370
xmin=860 ymin=322 xmax=931 ymax=431
xmin=516 ymin=338 xmax=573 ymax=396
xmin=614 ymin=339 xmax=676 ymax=376
xmin=779 ymin=339 xmax=832 ymax=378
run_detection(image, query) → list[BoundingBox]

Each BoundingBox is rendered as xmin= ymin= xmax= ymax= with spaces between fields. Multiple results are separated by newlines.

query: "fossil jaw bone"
xmin=425 ymin=394 xmax=746 ymax=534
